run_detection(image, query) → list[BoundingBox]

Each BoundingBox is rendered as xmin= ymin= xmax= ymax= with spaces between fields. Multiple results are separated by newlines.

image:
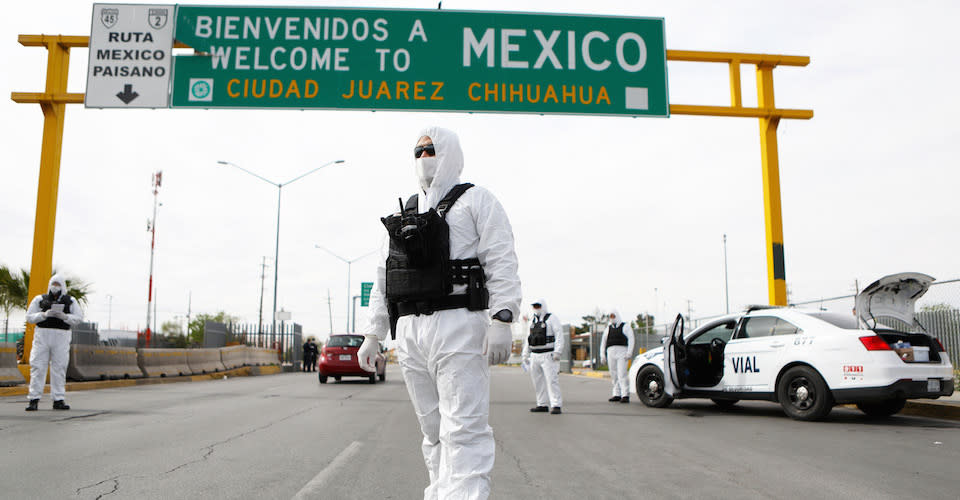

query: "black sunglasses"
xmin=414 ymin=144 xmax=436 ymax=158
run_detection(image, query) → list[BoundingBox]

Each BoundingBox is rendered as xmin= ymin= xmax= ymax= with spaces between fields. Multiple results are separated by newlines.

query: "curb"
xmin=0 ymin=365 xmax=282 ymax=398
xmin=900 ymin=399 xmax=960 ymax=421
xmin=570 ymin=370 xmax=610 ymax=379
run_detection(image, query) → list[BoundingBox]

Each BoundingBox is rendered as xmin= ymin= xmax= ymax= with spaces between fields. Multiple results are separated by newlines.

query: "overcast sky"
xmin=2 ymin=1 xmax=958 ymax=341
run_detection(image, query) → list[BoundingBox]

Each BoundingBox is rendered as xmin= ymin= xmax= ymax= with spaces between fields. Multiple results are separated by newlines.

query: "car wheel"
xmin=368 ymin=374 xmax=376 ymax=384
xmin=777 ymin=366 xmax=833 ymax=421
xmin=334 ymin=376 xmax=341 ymax=382
xmin=856 ymin=398 xmax=907 ymax=417
xmin=711 ymin=398 xmax=739 ymax=409
xmin=636 ymin=366 xmax=673 ymax=408
xmin=318 ymin=374 xmax=327 ymax=384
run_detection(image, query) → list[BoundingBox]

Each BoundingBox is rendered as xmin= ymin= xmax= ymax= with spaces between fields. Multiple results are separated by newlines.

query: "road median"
xmin=0 ymin=364 xmax=282 ymax=398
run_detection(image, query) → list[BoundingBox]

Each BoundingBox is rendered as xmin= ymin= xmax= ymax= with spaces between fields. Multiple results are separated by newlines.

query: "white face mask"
xmin=533 ymin=308 xmax=542 ymax=317
xmin=415 ymin=156 xmax=438 ymax=191
xmin=49 ymin=285 xmax=63 ymax=295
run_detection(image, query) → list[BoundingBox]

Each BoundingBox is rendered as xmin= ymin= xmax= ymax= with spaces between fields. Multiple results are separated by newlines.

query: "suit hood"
xmin=416 ymin=126 xmax=464 ymax=211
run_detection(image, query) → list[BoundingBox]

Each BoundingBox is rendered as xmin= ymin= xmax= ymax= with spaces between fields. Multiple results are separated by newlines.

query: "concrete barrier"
xmin=0 ymin=342 xmax=26 ymax=386
xmin=249 ymin=347 xmax=279 ymax=366
xmin=220 ymin=345 xmax=248 ymax=369
xmin=186 ymin=348 xmax=226 ymax=374
xmin=67 ymin=345 xmax=143 ymax=381
xmin=138 ymin=348 xmax=190 ymax=377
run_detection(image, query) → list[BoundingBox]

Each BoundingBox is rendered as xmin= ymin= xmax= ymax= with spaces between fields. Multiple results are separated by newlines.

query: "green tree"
xmin=0 ymin=265 xmax=92 ymax=334
xmin=187 ymin=312 xmax=238 ymax=346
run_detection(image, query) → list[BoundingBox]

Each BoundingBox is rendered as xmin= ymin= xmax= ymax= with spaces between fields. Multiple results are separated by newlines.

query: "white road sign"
xmin=85 ymin=3 xmax=174 ymax=108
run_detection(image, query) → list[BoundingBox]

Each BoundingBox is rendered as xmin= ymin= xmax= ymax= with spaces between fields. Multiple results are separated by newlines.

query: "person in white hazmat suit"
xmin=24 ymin=274 xmax=84 ymax=411
xmin=521 ymin=300 xmax=564 ymax=414
xmin=600 ymin=310 xmax=634 ymax=403
xmin=358 ymin=126 xmax=522 ymax=500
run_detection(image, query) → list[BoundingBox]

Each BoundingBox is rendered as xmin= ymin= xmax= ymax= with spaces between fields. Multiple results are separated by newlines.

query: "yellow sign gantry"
xmin=11 ymin=35 xmax=811 ymax=380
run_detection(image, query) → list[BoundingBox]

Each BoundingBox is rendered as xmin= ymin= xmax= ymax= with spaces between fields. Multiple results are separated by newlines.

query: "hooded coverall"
xmin=363 ymin=127 xmax=522 ymax=500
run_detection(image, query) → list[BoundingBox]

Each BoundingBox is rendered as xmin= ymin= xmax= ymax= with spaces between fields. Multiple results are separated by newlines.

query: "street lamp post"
xmin=106 ymin=294 xmax=113 ymax=331
xmin=315 ymin=245 xmax=378 ymax=332
xmin=218 ymin=159 xmax=344 ymax=344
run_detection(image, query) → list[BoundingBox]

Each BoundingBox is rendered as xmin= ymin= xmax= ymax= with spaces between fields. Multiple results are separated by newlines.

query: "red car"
xmin=318 ymin=334 xmax=386 ymax=384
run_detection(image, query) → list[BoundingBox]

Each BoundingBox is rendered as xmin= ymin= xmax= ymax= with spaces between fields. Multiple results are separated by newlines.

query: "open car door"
xmin=663 ymin=313 xmax=686 ymax=397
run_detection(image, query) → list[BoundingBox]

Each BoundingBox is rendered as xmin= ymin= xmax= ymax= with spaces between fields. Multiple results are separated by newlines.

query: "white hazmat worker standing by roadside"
xmin=600 ymin=310 xmax=634 ymax=403
xmin=24 ymin=274 xmax=84 ymax=411
xmin=359 ymin=126 xmax=522 ymax=500
xmin=522 ymin=299 xmax=565 ymax=414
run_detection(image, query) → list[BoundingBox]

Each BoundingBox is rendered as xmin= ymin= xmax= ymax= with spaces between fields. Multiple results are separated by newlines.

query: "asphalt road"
xmin=1 ymin=365 xmax=958 ymax=499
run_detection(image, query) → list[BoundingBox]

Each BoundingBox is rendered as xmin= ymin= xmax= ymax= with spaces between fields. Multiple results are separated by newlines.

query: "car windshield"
xmin=326 ymin=335 xmax=364 ymax=348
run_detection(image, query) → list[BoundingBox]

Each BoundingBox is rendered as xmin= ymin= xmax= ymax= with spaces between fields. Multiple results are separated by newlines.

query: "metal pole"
xmin=258 ymin=256 xmax=266 ymax=340
xmin=272 ymin=186 xmax=281 ymax=349
xmin=723 ymin=233 xmax=730 ymax=314
xmin=145 ymin=172 xmax=160 ymax=347
xmin=20 ymin=37 xmax=71 ymax=381
xmin=327 ymin=289 xmax=334 ymax=335
xmin=757 ymin=64 xmax=787 ymax=306
xmin=106 ymin=294 xmax=112 ymax=331
xmin=351 ymin=296 xmax=359 ymax=333
xmin=345 ymin=261 xmax=351 ymax=332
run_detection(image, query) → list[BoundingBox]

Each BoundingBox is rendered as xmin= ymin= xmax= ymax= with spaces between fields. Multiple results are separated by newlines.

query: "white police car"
xmin=629 ymin=273 xmax=955 ymax=420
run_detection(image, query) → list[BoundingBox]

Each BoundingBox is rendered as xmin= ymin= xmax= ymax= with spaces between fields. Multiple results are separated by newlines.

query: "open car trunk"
xmin=856 ymin=272 xmax=944 ymax=363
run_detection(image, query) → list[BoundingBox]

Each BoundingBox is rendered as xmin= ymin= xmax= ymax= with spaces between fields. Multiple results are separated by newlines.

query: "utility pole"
xmin=326 ymin=289 xmax=333 ymax=335
xmin=723 ymin=233 xmax=730 ymax=314
xmin=106 ymin=294 xmax=113 ymax=331
xmin=258 ymin=256 xmax=268 ymax=339
xmin=686 ymin=299 xmax=694 ymax=325
xmin=144 ymin=170 xmax=161 ymax=348
xmin=186 ymin=291 xmax=192 ymax=344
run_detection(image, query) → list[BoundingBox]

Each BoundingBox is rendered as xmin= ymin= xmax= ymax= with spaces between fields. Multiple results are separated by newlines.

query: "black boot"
xmin=53 ymin=400 xmax=70 ymax=410
xmin=608 ymin=396 xmax=621 ymax=402
xmin=529 ymin=406 xmax=549 ymax=413
xmin=620 ymin=396 xmax=630 ymax=404
xmin=550 ymin=407 xmax=562 ymax=415
xmin=25 ymin=399 xmax=39 ymax=411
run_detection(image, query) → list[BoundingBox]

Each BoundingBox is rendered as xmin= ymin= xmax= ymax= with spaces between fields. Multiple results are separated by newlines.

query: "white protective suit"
xmin=600 ymin=310 xmax=634 ymax=398
xmin=521 ymin=300 xmax=564 ymax=409
xmin=25 ymin=274 xmax=83 ymax=402
xmin=362 ymin=126 xmax=522 ymax=500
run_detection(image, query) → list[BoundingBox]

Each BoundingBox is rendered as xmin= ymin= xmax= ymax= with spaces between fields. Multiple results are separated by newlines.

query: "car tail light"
xmin=859 ymin=336 xmax=892 ymax=351
xmin=933 ymin=338 xmax=946 ymax=352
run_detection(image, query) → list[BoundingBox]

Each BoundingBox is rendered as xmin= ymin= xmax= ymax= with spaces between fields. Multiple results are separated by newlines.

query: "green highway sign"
xmin=170 ymin=6 xmax=668 ymax=116
xmin=360 ymin=282 xmax=374 ymax=307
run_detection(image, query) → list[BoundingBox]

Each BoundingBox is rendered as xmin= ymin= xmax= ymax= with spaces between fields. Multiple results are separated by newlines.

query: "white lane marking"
xmin=291 ymin=440 xmax=363 ymax=500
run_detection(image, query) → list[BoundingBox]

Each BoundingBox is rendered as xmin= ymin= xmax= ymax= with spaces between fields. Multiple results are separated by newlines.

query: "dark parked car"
xmin=318 ymin=334 xmax=386 ymax=384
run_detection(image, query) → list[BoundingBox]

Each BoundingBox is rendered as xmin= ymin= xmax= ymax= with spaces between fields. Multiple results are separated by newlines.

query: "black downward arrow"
xmin=116 ymin=84 xmax=139 ymax=104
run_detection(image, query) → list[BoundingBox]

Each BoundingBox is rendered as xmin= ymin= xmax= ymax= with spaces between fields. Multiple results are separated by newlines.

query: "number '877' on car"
xmin=628 ymin=273 xmax=955 ymax=421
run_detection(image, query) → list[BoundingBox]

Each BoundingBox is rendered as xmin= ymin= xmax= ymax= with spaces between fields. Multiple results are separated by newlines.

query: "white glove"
xmin=49 ymin=310 xmax=66 ymax=320
xmin=484 ymin=320 xmax=512 ymax=366
xmin=600 ymin=353 xmax=607 ymax=365
xmin=356 ymin=334 xmax=380 ymax=372
xmin=552 ymin=352 xmax=561 ymax=362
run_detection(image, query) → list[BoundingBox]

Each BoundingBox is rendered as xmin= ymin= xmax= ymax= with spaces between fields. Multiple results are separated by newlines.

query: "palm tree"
xmin=0 ymin=265 xmax=91 ymax=334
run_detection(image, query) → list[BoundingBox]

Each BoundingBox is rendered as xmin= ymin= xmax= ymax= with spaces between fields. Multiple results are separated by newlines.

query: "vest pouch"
xmin=385 ymin=261 xmax=448 ymax=302
xmin=466 ymin=266 xmax=489 ymax=311
xmin=528 ymin=332 xmax=547 ymax=346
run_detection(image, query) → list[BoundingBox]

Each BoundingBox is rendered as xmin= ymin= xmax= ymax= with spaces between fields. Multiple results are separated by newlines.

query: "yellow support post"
xmin=16 ymin=36 xmax=72 ymax=381
xmin=756 ymin=63 xmax=788 ymax=306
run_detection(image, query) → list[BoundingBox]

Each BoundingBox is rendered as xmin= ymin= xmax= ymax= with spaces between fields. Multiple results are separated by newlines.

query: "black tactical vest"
xmin=382 ymin=183 xmax=489 ymax=338
xmin=606 ymin=322 xmax=628 ymax=348
xmin=528 ymin=313 xmax=555 ymax=350
xmin=37 ymin=292 xmax=72 ymax=330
